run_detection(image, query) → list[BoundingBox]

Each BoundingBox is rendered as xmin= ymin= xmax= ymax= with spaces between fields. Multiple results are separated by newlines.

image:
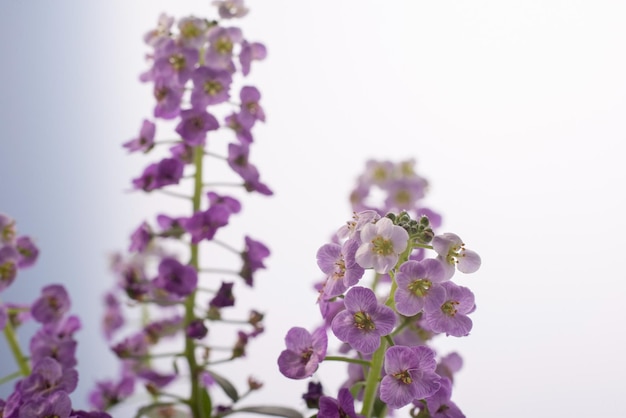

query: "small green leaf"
xmin=206 ymin=369 xmax=239 ymax=402
xmin=198 ymin=387 xmax=213 ymax=418
xmin=231 ymin=406 xmax=304 ymax=418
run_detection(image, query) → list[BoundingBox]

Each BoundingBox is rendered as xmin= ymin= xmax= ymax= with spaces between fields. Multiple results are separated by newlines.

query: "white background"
xmin=1 ymin=1 xmax=626 ymax=417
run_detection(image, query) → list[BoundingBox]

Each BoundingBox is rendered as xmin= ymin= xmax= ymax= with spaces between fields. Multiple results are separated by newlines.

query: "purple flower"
xmin=154 ymin=257 xmax=198 ymax=297
xmin=436 ymin=352 xmax=463 ymax=383
xmin=239 ymin=40 xmax=266 ymax=76
xmin=0 ymin=214 xmax=16 ymax=244
xmin=210 ymin=281 xmax=235 ymax=308
xmin=30 ymin=315 xmax=81 ymax=369
xmin=182 ymin=206 xmax=231 ymax=243
xmin=424 ymin=281 xmax=475 ymax=337
xmin=212 ymin=0 xmax=249 ymax=19
xmin=225 ymin=112 xmax=254 ymax=143
xmin=102 ymin=292 xmax=124 ymax=341
xmin=316 ymin=239 xmax=364 ymax=298
xmin=423 ymin=377 xmax=466 ymax=418
xmin=129 ymin=222 xmax=152 ymax=253
xmin=318 ymin=388 xmax=363 ymax=418
xmin=18 ymin=390 xmax=72 ymax=418
xmin=132 ymin=158 xmax=184 ymax=192
xmin=143 ymin=13 xmax=174 ymax=47
xmin=240 ymin=236 xmax=270 ymax=286
xmin=123 ymin=119 xmax=156 ymax=153
xmin=432 ymin=233 xmax=481 ymax=280
xmin=302 ymin=381 xmax=324 ymax=409
xmin=278 ymin=327 xmax=327 ymax=379
xmin=394 ymin=259 xmax=445 ymax=316
xmin=112 ymin=332 xmax=149 ymax=359
xmin=331 ymin=286 xmax=396 ymax=354
xmin=239 ymin=86 xmax=265 ymax=127
xmin=355 ymin=217 xmax=409 ymax=274
xmin=186 ymin=319 xmax=208 ymax=339
xmin=15 ymin=235 xmax=39 ymax=268
xmin=143 ymin=315 xmax=184 ymax=344
xmin=205 ymin=26 xmax=243 ymax=72
xmin=380 ymin=345 xmax=441 ymax=409
xmin=191 ymin=66 xmax=232 ymax=109
xmin=0 ymin=245 xmax=19 ymax=292
xmin=152 ymin=39 xmax=198 ymax=85
xmin=153 ymin=79 xmax=183 ymax=119
xmin=177 ymin=16 xmax=210 ymax=48
xmin=31 ymin=284 xmax=71 ymax=324
xmin=89 ymin=369 xmax=135 ymax=411
xmin=336 ymin=210 xmax=380 ymax=242
xmin=175 ymin=108 xmax=220 ymax=146
xmin=384 ymin=177 xmax=426 ymax=212
xmin=20 ymin=357 xmax=79 ymax=399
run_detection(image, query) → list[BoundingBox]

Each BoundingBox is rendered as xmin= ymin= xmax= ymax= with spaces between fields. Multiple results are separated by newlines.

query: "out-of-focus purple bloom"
xmin=417 ymin=207 xmax=442 ymax=230
xmin=384 ymin=177 xmax=426 ymax=212
xmin=30 ymin=315 xmax=81 ymax=369
xmin=89 ymin=369 xmax=135 ymax=411
xmin=186 ymin=318 xmax=208 ymax=339
xmin=20 ymin=357 xmax=78 ymax=399
xmin=0 ymin=245 xmax=18 ymax=292
xmin=102 ymin=292 xmax=124 ymax=341
xmin=394 ymin=259 xmax=445 ymax=316
xmin=302 ymin=381 xmax=324 ymax=409
xmin=123 ymin=119 xmax=156 ymax=153
xmin=129 ymin=222 xmax=153 ymax=253
xmin=331 ymin=286 xmax=396 ymax=354
xmin=136 ymin=368 xmax=176 ymax=388
xmin=153 ymin=257 xmax=198 ymax=297
xmin=205 ymin=26 xmax=243 ymax=72
xmin=380 ymin=345 xmax=440 ymax=409
xmin=212 ymin=0 xmax=249 ymax=19
xmin=336 ymin=210 xmax=380 ymax=242
xmin=15 ymin=235 xmax=39 ymax=268
xmin=143 ymin=13 xmax=174 ymax=47
xmin=143 ymin=315 xmax=184 ymax=343
xmin=152 ymin=39 xmax=198 ymax=85
xmin=316 ymin=239 xmax=364 ymax=299
xmin=169 ymin=142 xmax=194 ymax=163
xmin=432 ymin=233 xmax=481 ymax=280
xmin=132 ymin=157 xmax=184 ymax=192
xmin=175 ymin=108 xmax=220 ymax=146
xmin=112 ymin=332 xmax=150 ymax=359
xmin=424 ymin=281 xmax=475 ymax=337
xmin=207 ymin=191 xmax=241 ymax=213
xmin=18 ymin=390 xmax=73 ymax=418
xmin=31 ymin=284 xmax=71 ymax=324
xmin=153 ymin=79 xmax=183 ymax=119
xmin=436 ymin=352 xmax=463 ymax=383
xmin=239 ymin=40 xmax=266 ymax=76
xmin=318 ymin=388 xmax=363 ymax=418
xmin=177 ymin=16 xmax=210 ymax=48
xmin=210 ymin=281 xmax=235 ymax=308
xmin=0 ymin=214 xmax=16 ymax=244
xmin=182 ymin=206 xmax=231 ymax=243
xmin=423 ymin=377 xmax=465 ymax=418
xmin=240 ymin=236 xmax=269 ymax=286
xmin=239 ymin=86 xmax=265 ymax=127
xmin=278 ymin=327 xmax=327 ymax=379
xmin=225 ymin=112 xmax=254 ymax=143
xmin=191 ymin=66 xmax=232 ymax=108
xmin=355 ymin=217 xmax=409 ymax=274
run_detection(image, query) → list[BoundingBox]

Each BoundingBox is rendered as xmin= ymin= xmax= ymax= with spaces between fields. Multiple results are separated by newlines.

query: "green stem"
xmin=324 ymin=356 xmax=371 ymax=366
xmin=0 ymin=370 xmax=22 ymax=385
xmin=2 ymin=312 xmax=30 ymax=376
xmin=360 ymin=338 xmax=387 ymax=417
xmin=185 ymin=145 xmax=209 ymax=418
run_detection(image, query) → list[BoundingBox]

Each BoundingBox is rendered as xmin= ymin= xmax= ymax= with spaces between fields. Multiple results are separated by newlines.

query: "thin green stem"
xmin=324 ymin=356 xmax=371 ymax=366
xmin=360 ymin=338 xmax=387 ymax=417
xmin=2 ymin=313 xmax=30 ymax=376
xmin=157 ymin=189 xmax=192 ymax=200
xmin=0 ymin=370 xmax=22 ymax=385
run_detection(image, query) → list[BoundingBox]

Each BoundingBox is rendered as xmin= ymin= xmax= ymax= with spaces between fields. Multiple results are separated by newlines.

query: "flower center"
xmin=300 ymin=347 xmax=313 ymax=364
xmin=215 ymin=37 xmax=233 ymax=54
xmin=353 ymin=311 xmax=376 ymax=331
xmin=392 ymin=370 xmax=413 ymax=385
xmin=332 ymin=258 xmax=346 ymax=280
xmin=395 ymin=189 xmax=411 ymax=205
xmin=0 ymin=261 xmax=16 ymax=281
xmin=180 ymin=22 xmax=201 ymax=39
xmin=168 ymin=53 xmax=186 ymax=71
xmin=408 ymin=278 xmax=431 ymax=297
xmin=204 ymin=80 xmax=223 ymax=96
xmin=371 ymin=236 xmax=394 ymax=256
xmin=441 ymin=300 xmax=459 ymax=316
xmin=1 ymin=224 xmax=15 ymax=241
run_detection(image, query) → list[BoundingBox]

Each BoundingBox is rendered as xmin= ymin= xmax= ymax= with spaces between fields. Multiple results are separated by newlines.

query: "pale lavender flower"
xmin=384 ymin=177 xmax=426 ymax=212
xmin=123 ymin=119 xmax=156 ymax=153
xmin=239 ymin=86 xmax=265 ymax=127
xmin=316 ymin=239 xmax=364 ymax=298
xmin=380 ymin=345 xmax=440 ymax=409
xmin=205 ymin=26 xmax=243 ymax=72
xmin=424 ymin=281 xmax=475 ymax=337
xmin=423 ymin=377 xmax=465 ymax=418
xmin=394 ymin=259 xmax=445 ymax=316
xmin=175 ymin=108 xmax=220 ymax=146
xmin=213 ymin=0 xmax=249 ymax=19
xmin=355 ymin=217 xmax=409 ymax=274
xmin=153 ymin=39 xmax=198 ymax=85
xmin=331 ymin=286 xmax=396 ymax=354
xmin=436 ymin=352 xmax=463 ymax=383
xmin=153 ymin=79 xmax=183 ymax=119
xmin=432 ymin=233 xmax=481 ymax=279
xmin=18 ymin=390 xmax=72 ymax=418
xmin=31 ymin=284 xmax=71 ymax=324
xmin=102 ymin=292 xmax=124 ymax=341
xmin=177 ymin=16 xmax=210 ymax=48
xmin=143 ymin=13 xmax=174 ymax=47
xmin=278 ymin=327 xmax=327 ymax=379
xmin=239 ymin=40 xmax=266 ymax=76
xmin=191 ymin=66 xmax=233 ymax=109
xmin=336 ymin=210 xmax=380 ymax=242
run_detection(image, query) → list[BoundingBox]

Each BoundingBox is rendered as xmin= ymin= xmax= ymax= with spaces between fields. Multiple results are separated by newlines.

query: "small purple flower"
xmin=432 ymin=233 xmax=481 ymax=280
xmin=336 ymin=210 xmax=380 ymax=242
xmin=394 ymin=259 xmax=445 ymax=316
xmin=355 ymin=217 xmax=409 ymax=274
xmin=191 ymin=66 xmax=232 ymax=109
xmin=153 ymin=39 xmax=198 ymax=85
xmin=129 ymin=222 xmax=152 ymax=253
xmin=302 ymin=381 xmax=324 ymax=409
xmin=239 ymin=40 xmax=267 ymax=76
xmin=384 ymin=177 xmax=426 ymax=212
xmin=30 ymin=315 xmax=81 ymax=368
xmin=436 ymin=352 xmax=463 ymax=383
xmin=331 ymin=286 xmax=396 ymax=354
xmin=143 ymin=315 xmax=184 ymax=343
xmin=153 ymin=79 xmax=183 ymax=119
xmin=380 ymin=345 xmax=441 ymax=409
xmin=210 ymin=281 xmax=235 ymax=308
xmin=424 ymin=281 xmax=475 ymax=337
xmin=318 ymin=388 xmax=363 ymax=418
xmin=423 ymin=377 xmax=466 ymax=418
xmin=18 ymin=390 xmax=72 ymax=418
xmin=278 ymin=326 xmax=327 ymax=379
xmin=181 ymin=206 xmax=231 ymax=244
xmin=207 ymin=191 xmax=242 ymax=213
xmin=177 ymin=16 xmax=210 ymax=48
xmin=186 ymin=318 xmax=208 ymax=339
xmin=20 ymin=357 xmax=79 ymax=399
xmin=0 ymin=245 xmax=19 ymax=292
xmin=89 ymin=368 xmax=135 ymax=411
xmin=175 ymin=108 xmax=220 ymax=146
xmin=154 ymin=257 xmax=198 ymax=297
xmin=239 ymin=86 xmax=265 ymax=127
xmin=212 ymin=0 xmax=249 ymax=19
xmin=112 ymin=332 xmax=149 ymax=359
xmin=205 ymin=26 xmax=243 ymax=72
xmin=143 ymin=13 xmax=174 ymax=47
xmin=132 ymin=158 xmax=184 ymax=192
xmin=240 ymin=236 xmax=270 ymax=286
xmin=31 ymin=284 xmax=71 ymax=324
xmin=225 ymin=112 xmax=254 ymax=143
xmin=15 ymin=235 xmax=39 ymax=268
xmin=316 ymin=239 xmax=364 ymax=298
xmin=123 ymin=119 xmax=156 ymax=153
xmin=102 ymin=292 xmax=124 ymax=341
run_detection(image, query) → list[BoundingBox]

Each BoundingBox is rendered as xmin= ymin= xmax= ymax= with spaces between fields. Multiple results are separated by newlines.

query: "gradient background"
xmin=1 ymin=1 xmax=626 ymax=417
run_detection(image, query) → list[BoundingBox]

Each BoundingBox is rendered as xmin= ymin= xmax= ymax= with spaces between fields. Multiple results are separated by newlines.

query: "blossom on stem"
xmin=153 ymin=257 xmax=198 ymax=297
xmin=240 ymin=236 xmax=270 ymax=286
xmin=278 ymin=326 xmax=327 ymax=379
xmin=331 ymin=286 xmax=396 ymax=354
xmin=123 ymin=119 xmax=156 ymax=153
xmin=380 ymin=345 xmax=440 ymax=409
xmin=432 ymin=233 xmax=481 ymax=280
xmin=31 ymin=284 xmax=71 ymax=324
xmin=423 ymin=281 xmax=475 ymax=337
xmin=316 ymin=238 xmax=364 ymax=299
xmin=213 ymin=0 xmax=249 ymax=19
xmin=318 ymin=388 xmax=363 ymax=418
xmin=394 ymin=259 xmax=445 ymax=316
xmin=175 ymin=108 xmax=220 ymax=146
xmin=355 ymin=217 xmax=409 ymax=274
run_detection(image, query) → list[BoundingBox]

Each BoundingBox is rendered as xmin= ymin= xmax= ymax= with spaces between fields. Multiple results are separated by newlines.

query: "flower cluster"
xmin=278 ymin=159 xmax=481 ymax=417
xmin=0 ymin=214 xmax=110 ymax=417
